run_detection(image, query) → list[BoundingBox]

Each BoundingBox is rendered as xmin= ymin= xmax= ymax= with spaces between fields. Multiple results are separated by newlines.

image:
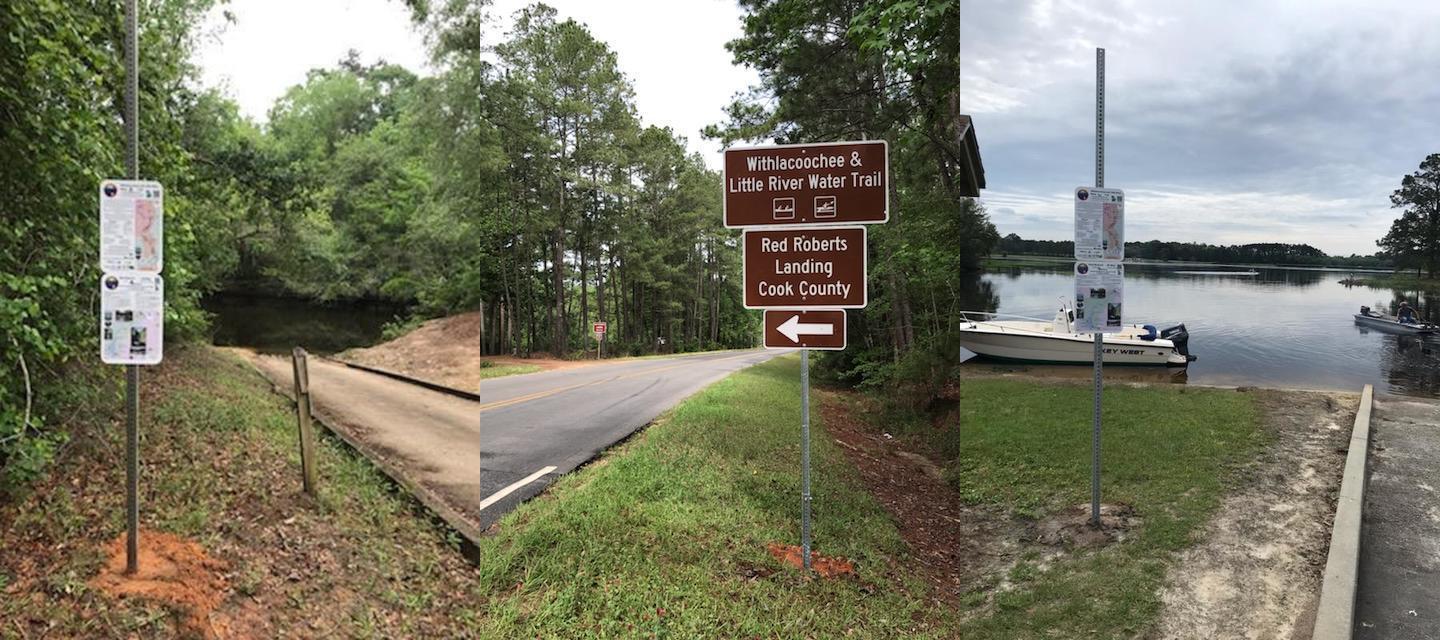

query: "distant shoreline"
xmin=985 ymin=254 xmax=1393 ymax=274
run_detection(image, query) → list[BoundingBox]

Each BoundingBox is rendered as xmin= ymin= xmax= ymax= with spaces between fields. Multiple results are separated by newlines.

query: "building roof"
xmin=956 ymin=114 xmax=986 ymax=196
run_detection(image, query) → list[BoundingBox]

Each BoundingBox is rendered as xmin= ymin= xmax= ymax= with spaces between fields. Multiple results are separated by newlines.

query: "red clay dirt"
xmin=90 ymin=529 xmax=229 ymax=639
xmin=817 ymin=389 xmax=1021 ymax=604
xmin=338 ymin=311 xmax=595 ymax=391
xmin=765 ymin=543 xmax=857 ymax=579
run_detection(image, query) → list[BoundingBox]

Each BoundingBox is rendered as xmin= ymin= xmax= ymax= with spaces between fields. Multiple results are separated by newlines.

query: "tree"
xmin=1379 ymin=154 xmax=1440 ymax=277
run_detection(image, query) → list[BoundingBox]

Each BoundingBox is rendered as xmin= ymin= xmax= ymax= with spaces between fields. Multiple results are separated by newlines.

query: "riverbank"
xmin=1339 ymin=272 xmax=1440 ymax=290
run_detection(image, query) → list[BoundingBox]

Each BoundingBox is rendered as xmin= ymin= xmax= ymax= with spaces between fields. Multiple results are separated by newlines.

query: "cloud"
xmin=962 ymin=0 xmax=1440 ymax=255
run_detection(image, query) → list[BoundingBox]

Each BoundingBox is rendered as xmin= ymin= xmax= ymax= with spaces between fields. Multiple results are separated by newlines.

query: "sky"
xmin=963 ymin=0 xmax=1440 ymax=255
xmin=195 ymin=0 xmax=756 ymax=166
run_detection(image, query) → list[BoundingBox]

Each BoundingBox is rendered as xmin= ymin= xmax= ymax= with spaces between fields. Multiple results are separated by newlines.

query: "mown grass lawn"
xmin=935 ymin=378 xmax=1266 ymax=637
xmin=474 ymin=355 xmax=953 ymax=637
xmin=479 ymin=362 xmax=542 ymax=379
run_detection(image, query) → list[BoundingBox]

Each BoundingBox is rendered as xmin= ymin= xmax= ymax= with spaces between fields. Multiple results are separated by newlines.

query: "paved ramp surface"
xmin=479 ymin=349 xmax=780 ymax=528
xmin=247 ymin=354 xmax=485 ymax=540
xmin=1355 ymin=396 xmax=1440 ymax=639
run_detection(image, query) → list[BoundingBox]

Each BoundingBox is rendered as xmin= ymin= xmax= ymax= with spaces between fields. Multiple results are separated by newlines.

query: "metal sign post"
xmin=123 ymin=0 xmax=141 ymax=575
xmin=800 ymin=348 xmax=812 ymax=571
xmin=1090 ymin=47 xmax=1105 ymax=528
xmin=722 ymin=140 xmax=889 ymax=572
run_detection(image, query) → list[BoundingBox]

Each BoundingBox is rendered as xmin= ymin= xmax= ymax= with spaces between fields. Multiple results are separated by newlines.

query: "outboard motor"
xmin=1161 ymin=324 xmax=1196 ymax=361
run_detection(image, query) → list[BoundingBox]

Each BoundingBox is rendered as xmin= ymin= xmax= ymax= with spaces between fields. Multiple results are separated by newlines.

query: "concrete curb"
xmin=1312 ymin=383 xmax=1374 ymax=640
xmin=232 ymin=353 xmax=487 ymax=556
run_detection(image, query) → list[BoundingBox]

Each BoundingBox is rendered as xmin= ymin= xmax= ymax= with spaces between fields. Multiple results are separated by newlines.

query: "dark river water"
xmin=972 ymin=264 xmax=1440 ymax=398
xmin=201 ymin=294 xmax=405 ymax=355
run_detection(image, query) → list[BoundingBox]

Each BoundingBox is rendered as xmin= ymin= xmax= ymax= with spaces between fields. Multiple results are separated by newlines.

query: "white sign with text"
xmin=1073 ymin=261 xmax=1123 ymax=334
xmin=100 ymin=273 xmax=164 ymax=365
xmin=99 ymin=180 xmax=164 ymax=273
xmin=1074 ymin=187 xmax=1123 ymax=262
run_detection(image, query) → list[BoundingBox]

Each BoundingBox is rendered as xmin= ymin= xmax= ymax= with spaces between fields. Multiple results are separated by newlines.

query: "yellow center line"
xmin=478 ymin=351 xmax=761 ymax=413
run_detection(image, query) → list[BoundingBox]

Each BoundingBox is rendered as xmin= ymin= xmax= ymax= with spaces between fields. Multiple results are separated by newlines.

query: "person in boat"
xmin=1398 ymin=301 xmax=1418 ymax=324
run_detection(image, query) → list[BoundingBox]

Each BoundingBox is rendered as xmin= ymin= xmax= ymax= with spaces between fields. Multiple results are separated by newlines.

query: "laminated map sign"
xmin=100 ymin=273 xmax=164 ymax=365
xmin=100 ymin=180 xmax=163 ymax=273
xmin=1073 ymin=187 xmax=1123 ymax=261
xmin=1073 ymin=261 xmax=1124 ymax=334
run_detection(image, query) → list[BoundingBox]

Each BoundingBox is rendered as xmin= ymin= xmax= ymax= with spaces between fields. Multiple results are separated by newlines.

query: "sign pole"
xmin=1090 ymin=47 xmax=1105 ymax=528
xmin=123 ymin=0 xmax=141 ymax=574
xmin=800 ymin=347 xmax=812 ymax=571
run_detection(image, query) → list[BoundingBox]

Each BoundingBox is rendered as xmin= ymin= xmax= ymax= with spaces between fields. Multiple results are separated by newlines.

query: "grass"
xmin=1339 ymin=272 xmax=1440 ymax=291
xmin=889 ymin=377 xmax=1265 ymax=637
xmin=0 ymin=346 xmax=486 ymax=637
xmin=1 ymin=345 xmax=1269 ymax=638
xmin=472 ymin=355 xmax=953 ymax=637
xmin=478 ymin=361 xmax=541 ymax=379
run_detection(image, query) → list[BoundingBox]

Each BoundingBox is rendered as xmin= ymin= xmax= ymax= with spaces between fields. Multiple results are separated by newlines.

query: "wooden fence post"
xmin=291 ymin=347 xmax=318 ymax=495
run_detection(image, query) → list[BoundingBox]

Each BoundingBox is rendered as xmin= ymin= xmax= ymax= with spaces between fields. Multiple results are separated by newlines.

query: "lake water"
xmin=972 ymin=264 xmax=1440 ymax=398
xmin=202 ymin=294 xmax=405 ymax=355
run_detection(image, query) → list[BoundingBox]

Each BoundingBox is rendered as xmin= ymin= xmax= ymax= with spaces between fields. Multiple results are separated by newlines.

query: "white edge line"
xmin=479 ymin=465 xmax=557 ymax=511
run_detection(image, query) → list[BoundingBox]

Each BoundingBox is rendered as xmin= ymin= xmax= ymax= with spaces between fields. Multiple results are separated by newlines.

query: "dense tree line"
xmin=995 ymin=234 xmax=1391 ymax=268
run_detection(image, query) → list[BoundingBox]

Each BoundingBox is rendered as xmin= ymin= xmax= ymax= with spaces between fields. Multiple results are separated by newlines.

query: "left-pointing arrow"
xmin=778 ymin=315 xmax=835 ymax=343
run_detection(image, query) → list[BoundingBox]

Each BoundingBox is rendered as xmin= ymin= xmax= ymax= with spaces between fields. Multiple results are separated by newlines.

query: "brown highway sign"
xmin=764 ymin=310 xmax=846 ymax=350
xmin=743 ymin=226 xmax=866 ymax=309
xmin=724 ymin=140 xmax=888 ymax=228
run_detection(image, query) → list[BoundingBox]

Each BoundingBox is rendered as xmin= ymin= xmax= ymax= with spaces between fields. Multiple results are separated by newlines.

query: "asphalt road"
xmin=1355 ymin=396 xmax=1440 ymax=639
xmin=479 ymin=349 xmax=781 ymax=528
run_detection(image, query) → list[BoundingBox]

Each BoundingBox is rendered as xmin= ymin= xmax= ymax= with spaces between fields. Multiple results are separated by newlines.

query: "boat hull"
xmin=960 ymin=328 xmax=1188 ymax=366
xmin=1353 ymin=314 xmax=1437 ymax=334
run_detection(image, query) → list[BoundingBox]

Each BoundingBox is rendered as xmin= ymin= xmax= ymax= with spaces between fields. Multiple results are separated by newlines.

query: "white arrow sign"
xmin=778 ymin=315 xmax=835 ymax=343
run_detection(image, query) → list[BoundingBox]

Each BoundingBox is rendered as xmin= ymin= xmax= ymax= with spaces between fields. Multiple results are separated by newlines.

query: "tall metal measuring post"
xmin=123 ymin=0 xmax=141 ymax=573
xmin=1090 ymin=48 xmax=1105 ymax=527
xmin=800 ymin=348 xmax=812 ymax=570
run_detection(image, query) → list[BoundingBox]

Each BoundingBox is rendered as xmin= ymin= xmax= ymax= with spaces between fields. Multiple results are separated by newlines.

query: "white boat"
xmin=1354 ymin=306 xmax=1437 ymax=334
xmin=959 ymin=307 xmax=1194 ymax=367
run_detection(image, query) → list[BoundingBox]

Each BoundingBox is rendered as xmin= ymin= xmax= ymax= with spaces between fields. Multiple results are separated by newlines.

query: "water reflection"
xmin=963 ymin=265 xmax=1440 ymax=398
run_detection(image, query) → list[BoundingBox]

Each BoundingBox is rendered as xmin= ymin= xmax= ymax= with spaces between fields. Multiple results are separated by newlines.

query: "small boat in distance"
xmin=959 ymin=306 xmax=1194 ymax=366
xmin=1353 ymin=306 xmax=1438 ymax=334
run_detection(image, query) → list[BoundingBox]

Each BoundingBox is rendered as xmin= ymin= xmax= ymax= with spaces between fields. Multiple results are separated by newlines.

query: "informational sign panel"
xmin=100 ymin=180 xmax=164 ymax=273
xmin=743 ymin=227 xmax=866 ymax=309
xmin=724 ymin=141 xmax=888 ymax=228
xmin=764 ymin=310 xmax=846 ymax=350
xmin=593 ymin=321 xmax=607 ymax=338
xmin=1073 ymin=262 xmax=1123 ymax=334
xmin=1073 ymin=187 xmax=1123 ymax=261
xmin=100 ymin=273 xmax=164 ymax=365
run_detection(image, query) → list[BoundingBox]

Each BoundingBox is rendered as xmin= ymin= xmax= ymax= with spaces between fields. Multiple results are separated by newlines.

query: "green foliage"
xmin=0 ymin=0 xmax=220 ymax=488
xmin=1379 ymin=154 xmax=1440 ymax=276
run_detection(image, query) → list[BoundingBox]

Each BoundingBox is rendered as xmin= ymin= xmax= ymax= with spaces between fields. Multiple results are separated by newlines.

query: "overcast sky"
xmin=964 ymin=0 xmax=1440 ymax=255
xmin=195 ymin=0 xmax=755 ymax=167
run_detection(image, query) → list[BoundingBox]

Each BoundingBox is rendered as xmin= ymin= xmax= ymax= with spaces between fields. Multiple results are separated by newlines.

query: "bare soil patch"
xmin=764 ymin=543 xmax=858 ymax=578
xmin=1150 ymin=389 xmax=1357 ymax=640
xmin=1030 ymin=503 xmax=1140 ymax=548
xmin=90 ymin=530 xmax=228 ymax=638
xmin=817 ymin=389 xmax=1021 ymax=604
xmin=339 ymin=311 xmax=593 ymax=391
